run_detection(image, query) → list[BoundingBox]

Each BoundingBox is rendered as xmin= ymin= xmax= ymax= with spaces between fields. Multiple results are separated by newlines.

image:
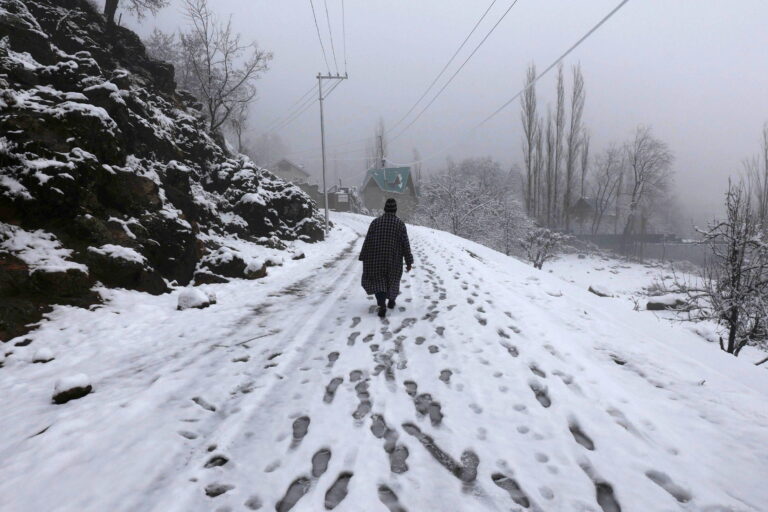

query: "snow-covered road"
xmin=2 ymin=213 xmax=767 ymax=511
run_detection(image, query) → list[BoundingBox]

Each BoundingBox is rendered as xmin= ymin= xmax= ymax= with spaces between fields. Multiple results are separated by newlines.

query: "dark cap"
xmin=384 ymin=198 xmax=397 ymax=213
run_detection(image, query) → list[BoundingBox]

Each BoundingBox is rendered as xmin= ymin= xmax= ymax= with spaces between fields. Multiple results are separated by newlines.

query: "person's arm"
xmin=401 ymin=223 xmax=414 ymax=270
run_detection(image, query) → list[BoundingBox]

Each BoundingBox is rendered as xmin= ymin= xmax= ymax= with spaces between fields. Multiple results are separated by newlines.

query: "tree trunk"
xmin=104 ymin=0 xmax=119 ymax=26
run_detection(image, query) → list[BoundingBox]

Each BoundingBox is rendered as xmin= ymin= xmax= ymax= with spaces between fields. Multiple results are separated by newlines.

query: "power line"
xmin=268 ymin=96 xmax=319 ymax=134
xmin=323 ymin=0 xmax=340 ymax=74
xmin=280 ymin=0 xmax=502 ymax=158
xmin=262 ymin=90 xmax=318 ymax=135
xmin=261 ymin=84 xmax=318 ymax=134
xmin=388 ymin=0 xmax=632 ymax=167
xmin=477 ymin=0 xmax=630 ymax=128
xmin=268 ymin=79 xmax=343 ymax=135
xmin=324 ymin=77 xmax=344 ymax=99
xmin=309 ymin=0 xmax=331 ymax=73
xmin=387 ymin=0 xmax=499 ymax=134
xmin=390 ymin=0 xmax=522 ymax=142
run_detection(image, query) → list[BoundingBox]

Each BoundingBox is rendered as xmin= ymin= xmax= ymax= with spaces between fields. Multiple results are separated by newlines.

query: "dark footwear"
xmin=387 ymin=300 xmax=396 ymax=309
xmin=377 ymin=306 xmax=386 ymax=318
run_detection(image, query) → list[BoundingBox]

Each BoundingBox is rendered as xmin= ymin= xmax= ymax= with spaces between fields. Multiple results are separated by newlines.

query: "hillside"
xmin=1 ymin=212 xmax=766 ymax=511
xmin=0 ymin=0 xmax=323 ymax=340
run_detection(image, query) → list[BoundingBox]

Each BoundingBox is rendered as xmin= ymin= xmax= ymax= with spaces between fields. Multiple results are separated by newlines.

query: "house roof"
xmin=275 ymin=158 xmax=309 ymax=176
xmin=570 ymin=197 xmax=596 ymax=212
xmin=363 ymin=167 xmax=411 ymax=194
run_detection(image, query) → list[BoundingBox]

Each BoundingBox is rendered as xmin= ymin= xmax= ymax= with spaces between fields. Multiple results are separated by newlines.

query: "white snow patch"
xmin=32 ymin=348 xmax=55 ymax=363
xmin=54 ymin=374 xmax=91 ymax=394
xmin=0 ymin=224 xmax=88 ymax=273
xmin=177 ymin=288 xmax=216 ymax=310
xmin=88 ymin=244 xmax=146 ymax=265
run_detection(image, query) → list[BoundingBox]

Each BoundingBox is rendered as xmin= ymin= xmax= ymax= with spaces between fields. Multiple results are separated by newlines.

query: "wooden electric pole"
xmin=318 ymin=72 xmax=348 ymax=234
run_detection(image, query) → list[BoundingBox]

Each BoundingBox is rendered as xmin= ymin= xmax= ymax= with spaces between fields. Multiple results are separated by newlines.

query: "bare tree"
xmin=412 ymin=148 xmax=423 ymax=188
xmin=745 ymin=122 xmax=768 ymax=229
xmin=533 ymin=117 xmax=544 ymax=220
xmin=144 ymin=28 xmax=178 ymax=64
xmin=521 ymin=228 xmax=566 ymax=270
xmin=579 ymin=129 xmax=590 ymax=199
xmin=521 ymin=63 xmax=538 ymax=216
xmin=564 ymin=64 xmax=585 ymax=231
xmin=621 ymin=126 xmax=673 ymax=249
xmin=544 ymin=109 xmax=555 ymax=228
xmin=553 ymin=64 xmax=566 ymax=227
xmin=683 ymin=182 xmax=768 ymax=355
xmin=245 ymin=133 xmax=289 ymax=167
xmin=228 ymin=101 xmax=249 ymax=153
xmin=104 ymin=0 xmax=168 ymax=27
xmin=493 ymin=191 xmax=532 ymax=257
xmin=590 ymin=146 xmax=623 ymax=234
xmin=181 ymin=0 xmax=272 ymax=133
xmin=416 ymin=158 xmax=515 ymax=242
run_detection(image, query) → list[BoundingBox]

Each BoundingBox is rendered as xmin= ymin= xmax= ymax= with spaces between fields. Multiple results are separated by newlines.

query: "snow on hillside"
xmin=549 ymin=253 xmax=768 ymax=366
xmin=1 ymin=213 xmax=767 ymax=511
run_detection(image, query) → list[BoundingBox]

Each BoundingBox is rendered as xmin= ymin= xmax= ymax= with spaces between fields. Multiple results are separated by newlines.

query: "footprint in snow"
xmin=191 ymin=397 xmax=216 ymax=412
xmin=311 ymin=448 xmax=331 ymax=477
xmin=323 ymin=377 xmax=343 ymax=403
xmin=492 ymin=473 xmax=531 ymax=508
xmin=529 ymin=380 xmax=552 ymax=408
xmin=291 ymin=416 xmax=310 ymax=447
xmin=645 ymin=470 xmax=692 ymax=503
xmin=324 ymin=472 xmax=353 ymax=509
xmin=275 ymin=477 xmax=311 ymax=512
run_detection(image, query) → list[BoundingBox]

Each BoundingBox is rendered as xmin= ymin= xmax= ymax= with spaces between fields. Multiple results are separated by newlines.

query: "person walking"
xmin=359 ymin=198 xmax=414 ymax=318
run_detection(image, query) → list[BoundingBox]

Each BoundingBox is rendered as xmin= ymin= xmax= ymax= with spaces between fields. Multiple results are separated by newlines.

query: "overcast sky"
xmin=119 ymin=0 xmax=768 ymax=223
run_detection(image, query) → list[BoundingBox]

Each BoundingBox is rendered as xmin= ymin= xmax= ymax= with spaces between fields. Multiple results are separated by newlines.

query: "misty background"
xmin=110 ymin=0 xmax=768 ymax=231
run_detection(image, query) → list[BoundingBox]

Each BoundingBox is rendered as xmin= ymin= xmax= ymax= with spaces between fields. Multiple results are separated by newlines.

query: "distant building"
xmin=567 ymin=197 xmax=623 ymax=235
xmin=361 ymin=167 xmax=418 ymax=218
xmin=270 ymin=158 xmax=310 ymax=185
xmin=327 ymin=185 xmax=361 ymax=212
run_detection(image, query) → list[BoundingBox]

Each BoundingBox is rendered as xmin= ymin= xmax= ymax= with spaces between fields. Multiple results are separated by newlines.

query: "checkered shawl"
xmin=358 ymin=213 xmax=414 ymax=300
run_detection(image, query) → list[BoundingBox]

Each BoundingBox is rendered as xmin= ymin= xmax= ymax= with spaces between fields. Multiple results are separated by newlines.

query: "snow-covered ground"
xmin=1 ymin=213 xmax=767 ymax=511
xmin=548 ymin=253 xmax=768 ymax=366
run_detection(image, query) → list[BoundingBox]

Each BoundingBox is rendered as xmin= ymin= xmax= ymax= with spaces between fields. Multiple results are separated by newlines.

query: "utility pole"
xmin=318 ymin=72 xmax=348 ymax=235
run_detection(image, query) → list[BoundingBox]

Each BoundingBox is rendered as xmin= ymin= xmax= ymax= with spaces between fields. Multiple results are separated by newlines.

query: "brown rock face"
xmin=0 ymin=0 xmax=324 ymax=340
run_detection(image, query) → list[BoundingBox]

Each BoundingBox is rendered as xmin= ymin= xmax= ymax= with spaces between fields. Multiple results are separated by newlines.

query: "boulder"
xmin=588 ymin=285 xmax=613 ymax=298
xmin=86 ymin=245 xmax=167 ymax=294
xmin=33 ymin=347 xmax=55 ymax=363
xmin=53 ymin=373 xmax=92 ymax=404
xmin=177 ymin=287 xmax=216 ymax=310
xmin=193 ymin=271 xmax=229 ymax=285
xmin=647 ymin=295 xmax=686 ymax=311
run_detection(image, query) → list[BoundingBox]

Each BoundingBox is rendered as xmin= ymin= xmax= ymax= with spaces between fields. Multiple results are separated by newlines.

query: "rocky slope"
xmin=0 ymin=0 xmax=324 ymax=340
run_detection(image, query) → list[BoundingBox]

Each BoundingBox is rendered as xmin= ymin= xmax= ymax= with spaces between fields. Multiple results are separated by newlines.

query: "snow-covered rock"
xmin=588 ymin=284 xmax=613 ymax=297
xmin=32 ymin=348 xmax=55 ymax=363
xmin=647 ymin=294 xmax=686 ymax=311
xmin=52 ymin=373 xmax=92 ymax=404
xmin=0 ymin=0 xmax=324 ymax=340
xmin=177 ymin=288 xmax=216 ymax=311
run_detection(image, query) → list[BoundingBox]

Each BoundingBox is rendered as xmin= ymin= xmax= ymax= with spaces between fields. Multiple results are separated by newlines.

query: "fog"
xmin=119 ymin=0 xmax=768 ymax=226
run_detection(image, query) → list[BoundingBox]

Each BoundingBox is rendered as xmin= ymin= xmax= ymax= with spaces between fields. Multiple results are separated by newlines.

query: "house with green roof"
xmin=361 ymin=167 xmax=418 ymax=218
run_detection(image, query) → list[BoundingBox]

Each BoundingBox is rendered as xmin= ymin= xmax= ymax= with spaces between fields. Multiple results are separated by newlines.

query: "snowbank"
xmin=177 ymin=288 xmax=216 ymax=310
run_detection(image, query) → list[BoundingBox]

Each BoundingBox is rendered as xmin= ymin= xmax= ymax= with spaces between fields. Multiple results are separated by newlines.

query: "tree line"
xmin=101 ymin=0 xmax=271 ymax=149
xmin=519 ymin=63 xmax=679 ymax=243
